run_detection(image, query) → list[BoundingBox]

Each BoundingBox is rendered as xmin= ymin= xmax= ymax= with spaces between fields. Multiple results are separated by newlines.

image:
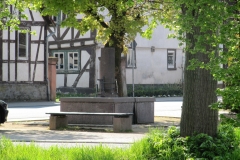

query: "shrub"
xmin=127 ymin=84 xmax=183 ymax=97
xmin=186 ymin=125 xmax=237 ymax=159
xmin=141 ymin=125 xmax=239 ymax=159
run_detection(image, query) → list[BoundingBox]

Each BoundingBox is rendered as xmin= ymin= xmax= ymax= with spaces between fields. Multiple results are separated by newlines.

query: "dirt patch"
xmin=0 ymin=120 xmax=49 ymax=131
xmin=0 ymin=117 xmax=180 ymax=133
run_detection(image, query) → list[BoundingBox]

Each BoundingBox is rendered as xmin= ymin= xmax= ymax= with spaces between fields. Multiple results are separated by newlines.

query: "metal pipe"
xmin=131 ymin=42 xmax=135 ymax=97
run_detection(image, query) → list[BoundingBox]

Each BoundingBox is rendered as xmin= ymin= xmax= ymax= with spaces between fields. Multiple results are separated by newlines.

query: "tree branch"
xmin=84 ymin=8 xmax=109 ymax=29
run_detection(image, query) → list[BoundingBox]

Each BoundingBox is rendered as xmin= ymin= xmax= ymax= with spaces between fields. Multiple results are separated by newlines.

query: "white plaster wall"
xmin=31 ymin=44 xmax=37 ymax=60
xmin=10 ymin=64 xmax=15 ymax=81
xmin=136 ymin=25 xmax=179 ymax=49
xmin=22 ymin=9 xmax=31 ymax=21
xmin=30 ymin=27 xmax=45 ymax=69
xmin=85 ymin=40 xmax=94 ymax=45
xmin=31 ymin=64 xmax=44 ymax=81
xmin=2 ymin=43 xmax=8 ymax=60
xmin=81 ymin=50 xmax=90 ymax=69
xmin=17 ymin=63 xmax=29 ymax=81
xmin=125 ymin=48 xmax=183 ymax=84
xmin=56 ymin=73 xmax=89 ymax=88
xmin=3 ymin=30 xmax=7 ymax=39
xmin=74 ymin=29 xmax=79 ymax=37
xmin=35 ymin=45 xmax=44 ymax=61
xmin=61 ymin=44 xmax=70 ymax=48
xmin=10 ymin=44 xmax=15 ymax=60
xmin=31 ymin=10 xmax=44 ymax=21
xmin=56 ymin=74 xmax=64 ymax=88
xmin=67 ymin=73 xmax=89 ymax=87
xmin=2 ymin=64 xmax=8 ymax=81
xmin=129 ymin=50 xmax=183 ymax=84
xmin=62 ymin=28 xmax=71 ymax=40
xmin=31 ymin=26 xmax=43 ymax=40
xmin=95 ymin=25 xmax=184 ymax=85
xmin=2 ymin=31 xmax=16 ymax=60
xmin=10 ymin=31 xmax=15 ymax=40
xmin=80 ymin=31 xmax=90 ymax=38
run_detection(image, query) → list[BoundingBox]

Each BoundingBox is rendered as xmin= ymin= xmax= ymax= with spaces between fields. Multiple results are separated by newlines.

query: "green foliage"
xmin=186 ymin=125 xmax=237 ymax=159
xmin=145 ymin=127 xmax=186 ymax=159
xmin=1 ymin=126 xmax=240 ymax=159
xmin=24 ymin=0 xmax=163 ymax=50
xmin=56 ymin=92 xmax=96 ymax=102
xmin=142 ymin=125 xmax=240 ymax=159
xmin=22 ymin=0 xmax=166 ymax=96
xmin=127 ymin=84 xmax=183 ymax=97
xmin=161 ymin=0 xmax=240 ymax=115
xmin=219 ymin=113 xmax=240 ymax=127
xmin=0 ymin=0 xmax=35 ymax=34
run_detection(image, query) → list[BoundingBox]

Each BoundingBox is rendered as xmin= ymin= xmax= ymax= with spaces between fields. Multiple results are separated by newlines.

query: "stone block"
xmin=60 ymin=97 xmax=135 ymax=125
xmin=49 ymin=115 xmax=68 ymax=130
xmin=113 ymin=116 xmax=132 ymax=132
xmin=59 ymin=97 xmax=155 ymax=125
xmin=135 ymin=98 xmax=155 ymax=124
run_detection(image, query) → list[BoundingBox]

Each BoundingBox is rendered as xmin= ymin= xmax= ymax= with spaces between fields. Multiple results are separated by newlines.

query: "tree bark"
xmin=115 ymin=45 xmax=124 ymax=97
xmin=180 ymin=31 xmax=218 ymax=137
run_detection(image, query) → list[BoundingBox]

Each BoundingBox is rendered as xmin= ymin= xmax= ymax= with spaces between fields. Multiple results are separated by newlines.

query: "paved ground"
xmin=0 ymin=97 xmax=227 ymax=148
xmin=0 ymin=116 xmax=180 ymax=148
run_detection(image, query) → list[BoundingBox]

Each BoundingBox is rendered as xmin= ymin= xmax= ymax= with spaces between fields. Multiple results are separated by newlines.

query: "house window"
xmin=54 ymin=52 xmax=64 ymax=70
xmin=18 ymin=32 xmax=29 ymax=59
xmin=68 ymin=52 xmax=78 ymax=70
xmin=167 ymin=49 xmax=176 ymax=70
xmin=51 ymin=11 xmax=68 ymax=23
xmin=62 ymin=13 xmax=68 ymax=21
xmin=51 ymin=15 xmax=57 ymax=22
xmin=127 ymin=49 xmax=136 ymax=68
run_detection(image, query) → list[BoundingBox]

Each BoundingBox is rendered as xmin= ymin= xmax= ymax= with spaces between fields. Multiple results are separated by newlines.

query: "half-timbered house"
xmin=47 ymin=13 xmax=96 ymax=93
xmin=0 ymin=7 xmax=185 ymax=101
xmin=0 ymin=7 xmax=48 ymax=101
xmin=0 ymin=8 xmax=96 ymax=101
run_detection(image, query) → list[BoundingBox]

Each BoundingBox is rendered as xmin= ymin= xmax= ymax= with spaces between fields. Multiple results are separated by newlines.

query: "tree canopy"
xmin=21 ymin=0 xmax=164 ymax=96
xmin=25 ymin=0 xmax=162 ymax=50
xmin=161 ymin=0 xmax=239 ymax=109
xmin=0 ymin=0 xmax=32 ymax=32
xmin=159 ymin=0 xmax=239 ymax=136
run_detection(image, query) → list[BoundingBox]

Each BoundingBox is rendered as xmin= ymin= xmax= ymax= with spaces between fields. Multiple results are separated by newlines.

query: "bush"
xmin=186 ymin=125 xmax=237 ymax=159
xmin=127 ymin=84 xmax=183 ymax=97
xmin=141 ymin=125 xmax=239 ymax=159
xmin=0 ymin=126 xmax=240 ymax=159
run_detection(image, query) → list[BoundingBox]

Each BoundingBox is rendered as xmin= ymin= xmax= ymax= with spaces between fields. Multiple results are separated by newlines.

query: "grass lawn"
xmin=1 ymin=126 xmax=240 ymax=160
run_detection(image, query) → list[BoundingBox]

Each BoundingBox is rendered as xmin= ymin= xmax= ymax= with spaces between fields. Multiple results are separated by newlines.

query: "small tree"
xmin=160 ymin=0 xmax=239 ymax=136
xmin=212 ymin=0 xmax=239 ymax=113
xmin=25 ymin=0 xmax=163 ymax=97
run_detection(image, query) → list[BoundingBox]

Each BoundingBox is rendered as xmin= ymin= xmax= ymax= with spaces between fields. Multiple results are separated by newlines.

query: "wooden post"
xmin=48 ymin=57 xmax=58 ymax=101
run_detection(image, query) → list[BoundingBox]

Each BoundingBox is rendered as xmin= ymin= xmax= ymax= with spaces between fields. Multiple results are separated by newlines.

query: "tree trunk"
xmin=180 ymin=31 xmax=218 ymax=137
xmin=115 ymin=45 xmax=124 ymax=97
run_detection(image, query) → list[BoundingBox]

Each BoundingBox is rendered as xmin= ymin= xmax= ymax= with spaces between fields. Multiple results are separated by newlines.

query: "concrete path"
xmin=7 ymin=101 xmax=60 ymax=121
xmin=1 ymin=97 xmax=228 ymax=148
xmin=1 ymin=129 xmax=145 ymax=144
